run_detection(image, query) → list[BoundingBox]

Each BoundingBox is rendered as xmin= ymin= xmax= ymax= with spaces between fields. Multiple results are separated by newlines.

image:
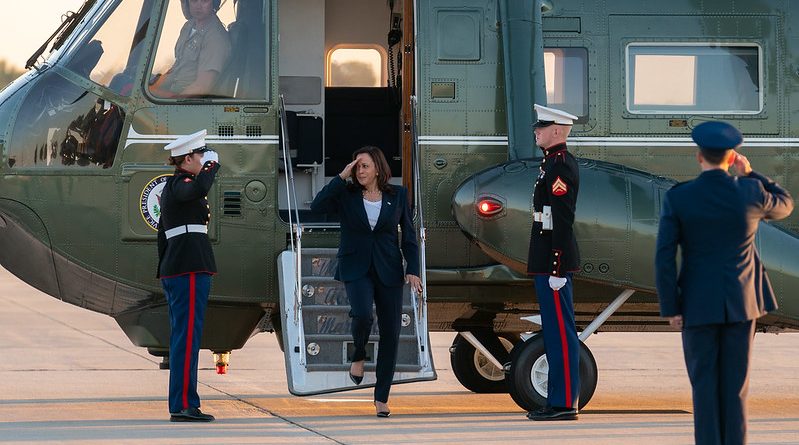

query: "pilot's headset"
xmin=180 ymin=0 xmax=223 ymax=20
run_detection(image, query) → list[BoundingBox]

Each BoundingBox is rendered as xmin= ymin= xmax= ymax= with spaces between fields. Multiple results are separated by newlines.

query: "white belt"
xmin=532 ymin=205 xmax=552 ymax=230
xmin=165 ymin=224 xmax=208 ymax=239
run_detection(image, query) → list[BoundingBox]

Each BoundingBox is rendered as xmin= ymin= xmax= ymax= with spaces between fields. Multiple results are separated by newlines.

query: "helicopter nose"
xmin=452 ymin=177 xmax=476 ymax=237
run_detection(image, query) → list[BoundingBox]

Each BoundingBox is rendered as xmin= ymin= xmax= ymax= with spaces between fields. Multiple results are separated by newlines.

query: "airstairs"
xmin=277 ymin=96 xmax=435 ymax=395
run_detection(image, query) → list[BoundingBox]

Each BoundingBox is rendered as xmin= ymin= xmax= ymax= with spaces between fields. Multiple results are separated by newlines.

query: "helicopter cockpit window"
xmin=626 ymin=44 xmax=761 ymax=114
xmin=6 ymin=72 xmax=125 ymax=169
xmin=64 ymin=0 xmax=152 ymax=97
xmin=148 ymin=0 xmax=268 ymax=100
xmin=544 ymin=48 xmax=588 ymax=121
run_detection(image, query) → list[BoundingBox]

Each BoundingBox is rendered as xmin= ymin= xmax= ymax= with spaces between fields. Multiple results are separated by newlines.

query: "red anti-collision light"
xmin=477 ymin=198 xmax=503 ymax=216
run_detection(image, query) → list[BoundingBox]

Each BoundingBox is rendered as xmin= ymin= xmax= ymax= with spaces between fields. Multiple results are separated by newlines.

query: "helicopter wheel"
xmin=505 ymin=334 xmax=597 ymax=411
xmin=450 ymin=333 xmax=517 ymax=393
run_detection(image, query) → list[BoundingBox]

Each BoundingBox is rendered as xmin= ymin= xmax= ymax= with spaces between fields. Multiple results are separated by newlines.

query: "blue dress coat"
xmin=655 ymin=170 xmax=794 ymax=327
xmin=310 ymin=175 xmax=420 ymax=286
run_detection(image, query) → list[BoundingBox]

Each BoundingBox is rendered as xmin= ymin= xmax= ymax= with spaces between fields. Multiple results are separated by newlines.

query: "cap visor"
xmin=533 ymin=120 xmax=555 ymax=128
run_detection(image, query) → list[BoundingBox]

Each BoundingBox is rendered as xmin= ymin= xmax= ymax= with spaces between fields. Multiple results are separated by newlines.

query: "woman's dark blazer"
xmin=310 ymin=175 xmax=420 ymax=287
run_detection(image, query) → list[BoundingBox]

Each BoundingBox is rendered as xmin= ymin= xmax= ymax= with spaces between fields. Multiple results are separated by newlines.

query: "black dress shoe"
xmin=349 ymin=372 xmax=363 ymax=385
xmin=170 ymin=407 xmax=215 ymax=422
xmin=527 ymin=407 xmax=578 ymax=421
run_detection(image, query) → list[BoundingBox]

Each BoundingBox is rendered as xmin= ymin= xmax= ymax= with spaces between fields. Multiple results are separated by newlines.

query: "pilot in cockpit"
xmin=150 ymin=0 xmax=231 ymax=98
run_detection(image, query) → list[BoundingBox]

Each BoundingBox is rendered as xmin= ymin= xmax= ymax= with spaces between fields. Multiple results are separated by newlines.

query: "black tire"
xmin=450 ymin=333 xmax=516 ymax=393
xmin=506 ymin=334 xmax=598 ymax=411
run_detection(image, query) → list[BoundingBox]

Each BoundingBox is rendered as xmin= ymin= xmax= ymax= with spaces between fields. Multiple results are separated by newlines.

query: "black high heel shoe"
xmin=349 ymin=372 xmax=363 ymax=385
xmin=349 ymin=361 xmax=364 ymax=385
xmin=374 ymin=401 xmax=390 ymax=418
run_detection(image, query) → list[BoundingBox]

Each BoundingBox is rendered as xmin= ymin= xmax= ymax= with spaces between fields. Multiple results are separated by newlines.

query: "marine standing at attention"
xmin=157 ymin=129 xmax=221 ymax=422
xmin=526 ymin=104 xmax=581 ymax=421
xmin=655 ymin=121 xmax=793 ymax=444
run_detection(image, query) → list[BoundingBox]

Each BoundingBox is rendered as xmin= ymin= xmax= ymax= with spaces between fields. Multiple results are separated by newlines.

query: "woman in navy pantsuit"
xmin=310 ymin=146 xmax=421 ymax=417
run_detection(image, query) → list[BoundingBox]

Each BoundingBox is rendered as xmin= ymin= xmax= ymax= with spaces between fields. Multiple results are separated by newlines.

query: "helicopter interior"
xmin=277 ymin=0 xmax=405 ymax=222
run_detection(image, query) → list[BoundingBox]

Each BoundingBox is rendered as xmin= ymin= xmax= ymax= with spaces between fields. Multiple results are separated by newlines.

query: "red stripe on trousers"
xmin=552 ymin=289 xmax=572 ymax=406
xmin=183 ymin=273 xmax=196 ymax=409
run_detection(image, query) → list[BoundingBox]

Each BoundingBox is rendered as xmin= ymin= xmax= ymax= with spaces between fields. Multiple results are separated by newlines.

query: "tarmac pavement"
xmin=0 ymin=267 xmax=797 ymax=444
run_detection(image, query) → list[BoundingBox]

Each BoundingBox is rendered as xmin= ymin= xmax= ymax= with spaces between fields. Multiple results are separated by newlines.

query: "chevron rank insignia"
xmin=552 ymin=176 xmax=568 ymax=196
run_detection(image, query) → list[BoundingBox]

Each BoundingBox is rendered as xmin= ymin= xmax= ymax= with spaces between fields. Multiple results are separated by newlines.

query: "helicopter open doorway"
xmin=275 ymin=0 xmax=435 ymax=395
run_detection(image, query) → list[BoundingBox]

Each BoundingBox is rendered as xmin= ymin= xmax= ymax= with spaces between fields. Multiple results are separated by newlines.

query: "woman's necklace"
xmin=362 ymin=188 xmax=382 ymax=201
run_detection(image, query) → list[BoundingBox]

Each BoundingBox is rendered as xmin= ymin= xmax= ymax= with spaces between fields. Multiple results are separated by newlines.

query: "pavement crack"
xmin=200 ymin=383 xmax=346 ymax=445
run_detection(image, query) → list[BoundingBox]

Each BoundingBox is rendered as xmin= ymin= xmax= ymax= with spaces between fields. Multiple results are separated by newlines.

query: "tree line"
xmin=1 ymin=59 xmax=24 ymax=90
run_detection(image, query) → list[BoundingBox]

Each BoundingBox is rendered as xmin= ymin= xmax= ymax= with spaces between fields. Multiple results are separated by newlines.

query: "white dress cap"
xmin=533 ymin=104 xmax=578 ymax=127
xmin=164 ymin=129 xmax=207 ymax=157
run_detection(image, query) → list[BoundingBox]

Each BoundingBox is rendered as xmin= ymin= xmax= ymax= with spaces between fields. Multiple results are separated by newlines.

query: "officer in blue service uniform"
xmin=655 ymin=121 xmax=793 ymax=444
xmin=526 ymin=104 xmax=581 ymax=421
xmin=157 ymin=129 xmax=221 ymax=422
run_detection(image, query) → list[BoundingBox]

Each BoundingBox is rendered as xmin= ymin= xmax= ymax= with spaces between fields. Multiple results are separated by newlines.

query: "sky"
xmin=1 ymin=0 xmax=86 ymax=71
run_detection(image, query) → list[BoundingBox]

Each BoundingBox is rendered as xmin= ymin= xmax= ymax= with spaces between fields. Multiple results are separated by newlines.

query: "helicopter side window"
xmin=148 ymin=0 xmax=268 ymax=100
xmin=6 ymin=72 xmax=125 ymax=170
xmin=327 ymin=46 xmax=385 ymax=87
xmin=64 ymin=0 xmax=152 ymax=97
xmin=626 ymin=44 xmax=761 ymax=114
xmin=544 ymin=48 xmax=588 ymax=123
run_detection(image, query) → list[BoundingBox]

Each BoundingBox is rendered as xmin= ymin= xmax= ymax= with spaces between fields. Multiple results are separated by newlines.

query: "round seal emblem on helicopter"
xmin=140 ymin=175 xmax=170 ymax=231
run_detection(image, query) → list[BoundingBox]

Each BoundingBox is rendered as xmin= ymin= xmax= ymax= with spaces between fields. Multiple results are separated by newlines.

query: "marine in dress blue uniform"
xmin=655 ymin=121 xmax=793 ymax=444
xmin=526 ymin=104 xmax=581 ymax=421
xmin=157 ymin=129 xmax=221 ymax=422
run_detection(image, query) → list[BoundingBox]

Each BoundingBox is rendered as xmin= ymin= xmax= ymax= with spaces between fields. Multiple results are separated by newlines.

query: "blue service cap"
xmin=691 ymin=121 xmax=743 ymax=151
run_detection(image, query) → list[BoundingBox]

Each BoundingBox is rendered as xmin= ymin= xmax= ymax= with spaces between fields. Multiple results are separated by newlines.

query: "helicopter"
xmin=0 ymin=0 xmax=797 ymax=411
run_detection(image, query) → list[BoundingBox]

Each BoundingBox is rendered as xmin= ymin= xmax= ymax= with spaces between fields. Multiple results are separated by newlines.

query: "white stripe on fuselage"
xmin=124 ymin=127 xmax=278 ymax=149
xmin=418 ymin=135 xmax=799 ymax=147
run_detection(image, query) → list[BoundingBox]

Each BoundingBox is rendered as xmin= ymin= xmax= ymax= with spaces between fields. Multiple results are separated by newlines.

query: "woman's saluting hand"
xmin=339 ymin=158 xmax=359 ymax=180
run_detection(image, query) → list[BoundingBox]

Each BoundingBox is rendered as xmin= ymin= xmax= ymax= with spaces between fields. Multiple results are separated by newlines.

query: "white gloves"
xmin=203 ymin=150 xmax=219 ymax=164
xmin=549 ymin=276 xmax=567 ymax=291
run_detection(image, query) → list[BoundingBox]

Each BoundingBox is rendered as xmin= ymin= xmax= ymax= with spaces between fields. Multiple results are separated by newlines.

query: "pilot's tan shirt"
xmin=164 ymin=15 xmax=231 ymax=94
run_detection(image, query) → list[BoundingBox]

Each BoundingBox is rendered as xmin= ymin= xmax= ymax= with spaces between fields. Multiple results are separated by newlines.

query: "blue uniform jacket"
xmin=310 ymin=175 xmax=420 ymax=286
xmin=655 ymin=169 xmax=793 ymax=327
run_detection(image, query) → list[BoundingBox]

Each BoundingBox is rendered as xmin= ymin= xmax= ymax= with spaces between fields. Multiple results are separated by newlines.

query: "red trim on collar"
xmin=176 ymin=167 xmax=194 ymax=176
xmin=544 ymin=143 xmax=568 ymax=158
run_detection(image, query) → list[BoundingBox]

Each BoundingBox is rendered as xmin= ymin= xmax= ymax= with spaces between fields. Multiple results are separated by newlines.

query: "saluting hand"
xmin=406 ymin=274 xmax=423 ymax=294
xmin=731 ymin=151 xmax=752 ymax=176
xmin=339 ymin=159 xmax=358 ymax=180
xmin=203 ymin=150 xmax=219 ymax=164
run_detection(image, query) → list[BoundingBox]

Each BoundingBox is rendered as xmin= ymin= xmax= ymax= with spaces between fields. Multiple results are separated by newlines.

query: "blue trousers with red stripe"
xmin=534 ymin=274 xmax=580 ymax=409
xmin=162 ymin=272 xmax=211 ymax=414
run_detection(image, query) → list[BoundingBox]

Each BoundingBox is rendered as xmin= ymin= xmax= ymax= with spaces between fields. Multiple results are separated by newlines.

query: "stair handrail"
xmin=279 ymin=95 xmax=307 ymax=364
xmin=410 ymin=95 xmax=430 ymax=368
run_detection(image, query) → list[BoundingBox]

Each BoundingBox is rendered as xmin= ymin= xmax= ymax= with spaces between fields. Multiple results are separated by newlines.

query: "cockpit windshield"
xmin=63 ymin=0 xmax=154 ymax=97
xmin=148 ymin=0 xmax=269 ymax=101
xmin=26 ymin=0 xmax=98 ymax=70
